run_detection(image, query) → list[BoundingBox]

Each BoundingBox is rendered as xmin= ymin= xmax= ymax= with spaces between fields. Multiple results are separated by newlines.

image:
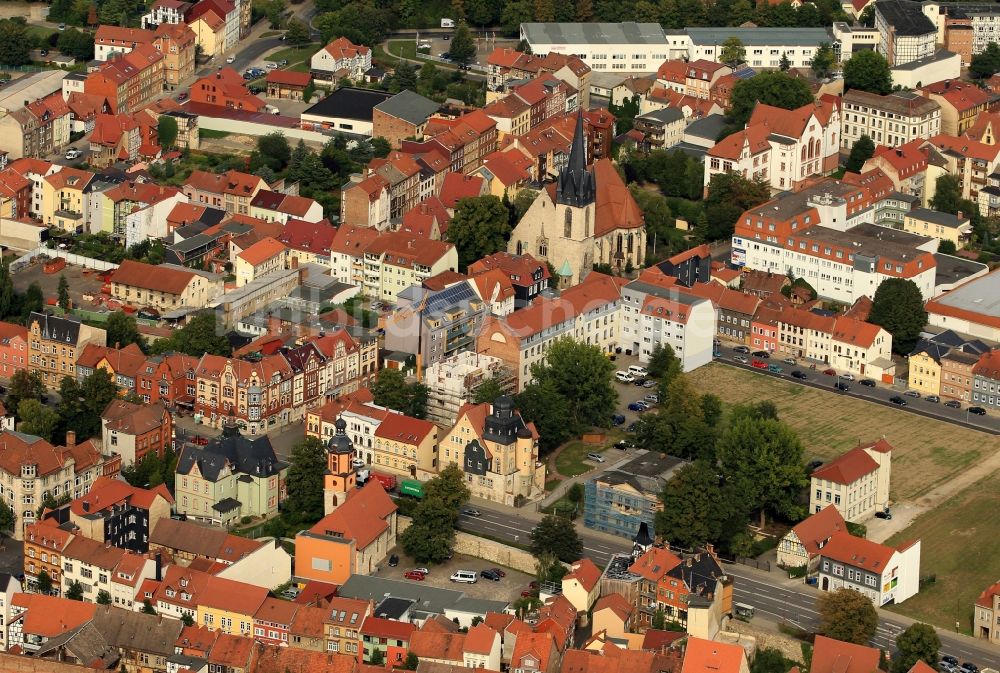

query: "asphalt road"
xmin=713 ymin=343 xmax=1000 ymax=435
xmin=459 ymin=505 xmax=1000 ymax=669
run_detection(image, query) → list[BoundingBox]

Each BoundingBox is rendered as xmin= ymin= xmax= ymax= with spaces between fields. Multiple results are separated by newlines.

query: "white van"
xmin=615 ymin=371 xmax=634 ymax=383
xmin=628 ymin=365 xmax=648 ymax=377
xmin=450 ymin=570 xmax=478 ymax=584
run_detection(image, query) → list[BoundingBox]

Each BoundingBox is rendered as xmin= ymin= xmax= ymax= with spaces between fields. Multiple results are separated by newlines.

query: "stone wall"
xmin=398 ymin=516 xmax=545 ymax=575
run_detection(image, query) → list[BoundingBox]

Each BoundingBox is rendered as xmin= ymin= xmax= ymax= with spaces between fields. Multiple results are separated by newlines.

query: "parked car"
xmin=462 ymin=507 xmax=481 ymax=517
xmin=488 ymin=568 xmax=506 ymax=577
xmin=586 ymin=452 xmax=605 ymax=462
xmin=822 ymin=368 xmax=836 ymax=376
xmin=835 ymin=381 xmax=850 ymax=391
xmin=791 ymin=370 xmax=807 ymax=380
xmin=404 ymin=570 xmax=426 ymax=581
xmin=644 ymin=393 xmax=659 ymax=404
xmin=65 ymin=149 xmax=81 ymax=160
xmin=627 ymin=401 xmax=648 ymax=412
xmin=782 ymin=357 xmax=796 ymax=365
xmin=969 ymin=406 xmax=988 ymax=416
xmin=615 ymin=439 xmax=636 ymax=450
xmin=387 ymin=554 xmax=399 ymax=567
xmin=480 ymin=569 xmax=502 ymax=581
xmin=58 ymin=23 xmax=66 ymax=30
xmin=615 ymin=371 xmax=634 ymax=383
xmin=874 ymin=509 xmax=892 ymax=520
xmin=941 ymin=657 xmax=959 ymax=668
xmin=926 ymin=395 xmax=940 ymax=403
xmin=904 ymin=390 xmax=920 ymax=398
xmin=734 ymin=355 xmax=749 ymax=364
xmin=767 ymin=364 xmax=783 ymax=374
xmin=751 ymin=359 xmax=768 ymax=369
xmin=226 ymin=55 xmax=235 ymax=63
xmin=890 ymin=396 xmax=908 ymax=406
xmin=278 ymin=59 xmax=288 ymax=65
xmin=839 ymin=373 xmax=855 ymax=381
xmin=751 ymin=350 xmax=770 ymax=359
xmin=806 ymin=459 xmax=823 ymax=472
xmin=611 ymin=414 xmax=626 ymax=426
xmin=860 ymin=379 xmax=876 ymax=387
xmin=643 ymin=379 xmax=657 ymax=388
xmin=960 ymin=664 xmax=978 ymax=673
xmin=733 ymin=345 xmax=750 ymax=354
xmin=177 ymin=92 xmax=188 ymax=100
xmin=945 ymin=400 xmax=962 ymax=409
xmin=632 ymin=377 xmax=647 ymax=387
xmin=413 ymin=567 xmax=430 ymax=575
xmin=281 ymin=587 xmax=301 ymax=599
xmin=450 ymin=570 xmax=478 ymax=583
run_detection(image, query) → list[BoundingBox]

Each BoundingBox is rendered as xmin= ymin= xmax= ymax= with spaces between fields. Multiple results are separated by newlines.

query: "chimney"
xmin=82 ymin=501 xmax=90 ymax=513
xmin=155 ymin=552 xmax=162 ymax=581
xmin=66 ymin=430 xmax=76 ymax=448
xmin=957 ymin=210 xmax=963 ymax=220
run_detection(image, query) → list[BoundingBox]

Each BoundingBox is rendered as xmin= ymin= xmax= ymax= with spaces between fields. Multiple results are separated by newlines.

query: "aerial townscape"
xmin=3 ymin=0 xmax=1000 ymax=671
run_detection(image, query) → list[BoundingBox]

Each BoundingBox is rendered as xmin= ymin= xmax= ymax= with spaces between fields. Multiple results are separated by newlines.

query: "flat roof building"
xmin=300 ymin=87 xmax=394 ymax=136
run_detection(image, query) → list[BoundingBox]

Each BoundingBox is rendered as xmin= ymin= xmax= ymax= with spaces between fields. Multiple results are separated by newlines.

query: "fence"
xmin=735 ymin=556 xmax=771 ymax=572
xmin=24 ymin=246 xmax=119 ymax=272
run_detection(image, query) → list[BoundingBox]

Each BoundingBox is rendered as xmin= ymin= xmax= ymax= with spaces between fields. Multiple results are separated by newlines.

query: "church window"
xmin=539 ymin=240 xmax=548 ymax=257
xmin=516 ymin=240 xmax=523 ymax=255
xmin=564 ymin=208 xmax=572 ymax=238
xmin=584 ymin=209 xmax=590 ymax=237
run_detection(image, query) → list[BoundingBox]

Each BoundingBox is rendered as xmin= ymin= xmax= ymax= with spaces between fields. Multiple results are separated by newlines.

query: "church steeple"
xmin=556 ymin=110 xmax=596 ymax=208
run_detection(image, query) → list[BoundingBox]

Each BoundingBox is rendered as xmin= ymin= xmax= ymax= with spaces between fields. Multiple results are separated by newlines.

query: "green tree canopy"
xmin=157 ymin=115 xmax=179 ymax=149
xmin=36 ymin=570 xmax=52 ymax=594
xmin=96 ymin=590 xmax=112 ymax=605
xmin=514 ymin=379 xmax=573 ymax=454
xmin=530 ymin=514 xmax=583 ymax=562
xmin=637 ymin=375 xmax=717 ymax=461
xmin=716 ymin=413 xmax=807 ymax=527
xmin=446 ymin=196 xmax=511 ymax=271
xmin=18 ymin=399 xmax=59 ymax=442
xmin=66 ymin=580 xmax=84 ymax=601
xmin=285 ymin=17 xmax=312 ymax=46
xmin=283 ymin=437 xmax=328 ymax=524
xmin=868 ymin=278 xmax=928 ymax=354
xmin=106 ymin=311 xmax=145 ymax=351
xmin=57 ymin=27 xmax=94 ymax=59
xmin=727 ymin=72 xmax=814 ymax=129
xmin=818 ymin=589 xmax=878 ymax=644
xmin=646 ymin=343 xmax=682 ymax=385
xmin=400 ymin=496 xmax=459 ymax=563
xmin=423 ymin=464 xmax=471 ymax=511
xmin=448 ymin=24 xmax=477 ymax=65
xmin=703 ymin=172 xmax=771 ymax=241
xmin=0 ymin=19 xmax=31 ymax=66
xmin=810 ymin=42 xmax=836 ymax=79
xmin=846 ymin=134 xmax=875 ymax=173
xmin=529 ymin=337 xmax=617 ymax=434
xmin=149 ymin=312 xmax=231 ymax=357
xmin=844 ymin=50 xmax=892 ymax=95
xmin=6 ymin=370 xmax=45 ymax=422
xmin=256 ymin=132 xmax=291 ymax=172
xmin=0 ymin=499 xmax=15 ymax=534
xmin=472 ymin=377 xmax=505 ymax=404
xmin=971 ymin=41 xmax=1000 ymax=79
xmin=719 ymin=37 xmax=745 ymax=68
xmin=892 ymin=624 xmax=941 ymax=673
xmin=655 ymin=460 xmax=748 ymax=551
xmin=370 ymin=369 xmax=429 ymax=418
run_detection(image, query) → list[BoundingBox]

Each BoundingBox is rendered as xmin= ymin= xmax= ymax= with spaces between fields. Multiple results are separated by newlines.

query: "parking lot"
xmin=376 ymin=548 xmax=533 ymax=602
xmin=11 ymin=260 xmax=108 ymax=310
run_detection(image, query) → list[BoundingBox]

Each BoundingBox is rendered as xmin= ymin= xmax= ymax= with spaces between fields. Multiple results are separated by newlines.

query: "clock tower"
xmin=323 ymin=416 xmax=356 ymax=515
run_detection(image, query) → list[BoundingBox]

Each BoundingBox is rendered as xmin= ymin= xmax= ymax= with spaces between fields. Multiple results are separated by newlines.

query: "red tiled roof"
xmin=439 ymin=172 xmax=486 ymax=208
xmin=811 ymin=446 xmax=879 ymax=485
xmin=502 ymin=272 xmax=624 ymax=338
xmin=593 ymin=593 xmax=632 ymax=622
xmin=629 ymin=547 xmax=682 ymax=582
xmin=810 ymin=635 xmax=883 ymax=673
xmin=0 ymin=431 xmax=102 ymax=478
xmin=71 ymin=475 xmax=173 ymax=516
xmin=324 ymin=36 xmax=370 ymax=59
xmin=818 ymin=532 xmax=896 ymax=573
xmin=594 ymin=158 xmax=643 ymax=235
xmin=306 ymin=480 xmax=397 ymax=550
xmin=11 ymin=594 xmax=96 ymax=637
xmin=111 ymin=259 xmax=196 ymax=295
xmin=360 ymin=615 xmax=415 ymax=640
xmin=185 ymin=169 xmax=264 ymax=198
xmin=789 ymin=505 xmax=846 ymax=557
xmin=237 ymin=236 xmax=286 ymax=266
xmin=464 ymin=624 xmax=498 ymax=655
xmin=410 ymin=631 xmax=466 ymax=662
xmin=681 ymin=638 xmax=745 ymax=673
xmin=373 ymin=412 xmax=436 ymax=444
xmin=265 ymin=69 xmax=311 ymax=87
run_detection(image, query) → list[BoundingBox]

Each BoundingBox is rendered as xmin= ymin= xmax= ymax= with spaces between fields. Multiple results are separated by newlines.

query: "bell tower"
xmin=323 ymin=416 xmax=356 ymax=515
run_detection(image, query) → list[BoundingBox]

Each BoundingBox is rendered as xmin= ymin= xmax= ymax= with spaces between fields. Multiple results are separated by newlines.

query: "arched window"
xmin=801 ymin=145 xmax=807 ymax=161
xmin=539 ymin=238 xmax=548 ymax=257
xmin=516 ymin=240 xmax=523 ymax=255
xmin=564 ymin=208 xmax=572 ymax=238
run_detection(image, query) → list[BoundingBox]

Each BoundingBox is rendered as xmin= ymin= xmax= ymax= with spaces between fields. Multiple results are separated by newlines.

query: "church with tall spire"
xmin=508 ymin=110 xmax=645 ymax=287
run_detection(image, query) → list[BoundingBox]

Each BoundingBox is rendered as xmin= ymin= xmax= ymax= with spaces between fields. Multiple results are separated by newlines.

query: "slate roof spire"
xmin=556 ymin=109 xmax=596 ymax=208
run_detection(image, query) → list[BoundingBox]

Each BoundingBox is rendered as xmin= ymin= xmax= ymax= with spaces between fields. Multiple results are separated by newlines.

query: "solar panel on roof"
xmin=732 ymin=67 xmax=756 ymax=80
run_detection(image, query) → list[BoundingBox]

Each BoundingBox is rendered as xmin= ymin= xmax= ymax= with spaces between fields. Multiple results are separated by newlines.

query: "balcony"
xmin=54 ymin=210 xmax=83 ymax=220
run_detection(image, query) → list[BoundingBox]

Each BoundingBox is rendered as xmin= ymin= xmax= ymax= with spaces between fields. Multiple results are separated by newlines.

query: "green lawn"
xmin=884 ymin=469 xmax=1000 ymax=633
xmin=26 ymin=24 xmax=57 ymax=45
xmin=544 ymin=479 xmax=561 ymax=492
xmin=555 ymin=441 xmax=609 ymax=478
xmin=387 ymin=39 xmax=459 ymax=70
xmin=267 ymin=44 xmax=319 ymax=67
xmin=199 ymin=129 xmax=232 ymax=139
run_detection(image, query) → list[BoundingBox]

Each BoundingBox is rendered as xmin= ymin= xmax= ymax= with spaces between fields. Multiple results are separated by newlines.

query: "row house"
xmin=310 ymin=37 xmax=372 ymax=84
xmin=403 ymin=110 xmax=499 ymax=176
xmin=0 ymin=166 xmax=33 ymax=220
xmin=0 ymin=321 xmax=28 ymax=379
xmin=183 ymin=168 xmax=267 ymax=215
xmin=816 ymin=532 xmax=920 ymax=606
xmin=840 ymin=89 xmax=941 ymax=150
xmin=84 ymin=44 xmax=165 ymax=115
xmin=23 ymin=518 xmax=74 ymax=594
xmin=8 ymin=157 xmax=60 ymax=219
xmin=94 ymin=24 xmax=196 ymax=87
xmin=920 ymin=80 xmax=990 ymax=136
xmin=655 ymin=59 xmax=731 ymax=100
xmin=189 ymin=68 xmax=266 ymax=112
xmin=477 ymin=272 xmax=624 ymax=390
xmin=101 ymin=399 xmax=174 ymax=467
xmin=860 ymin=140 xmax=940 ymax=205
xmin=109 ymin=259 xmax=224 ymax=311
xmin=0 ymin=429 xmax=119 ymax=540
xmin=278 ymin=217 xmax=339 ymax=266
xmin=365 ymin=152 xmax=421 ymax=220
xmin=628 ymin=546 xmax=732 ymax=631
xmin=27 ymin=312 xmax=106 ymax=389
xmin=41 ymin=167 xmax=96 ymax=233
xmin=76 ymin=342 xmax=148 ymax=393
xmin=186 ymin=0 xmax=242 ymax=52
xmin=705 ymin=97 xmax=840 ymax=193
xmin=67 ymin=476 xmax=173 ymax=554
xmin=485 ymin=47 xmax=592 ymax=107
xmin=928 ymin=133 xmax=1000 ymax=207
xmin=0 ymin=92 xmax=72 ymax=161
xmin=972 ymin=348 xmax=1000 ymax=412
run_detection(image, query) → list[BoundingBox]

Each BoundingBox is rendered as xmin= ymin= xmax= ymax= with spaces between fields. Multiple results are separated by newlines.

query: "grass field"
xmin=267 ymin=44 xmax=318 ymax=67
xmin=686 ymin=363 xmax=1000 ymax=501
xmin=884 ymin=469 xmax=1000 ymax=633
xmin=198 ymin=129 xmax=231 ymax=139
xmin=26 ymin=25 xmax=57 ymax=45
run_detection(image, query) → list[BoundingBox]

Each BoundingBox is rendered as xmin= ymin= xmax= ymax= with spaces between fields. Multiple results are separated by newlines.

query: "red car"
xmin=403 ymin=570 xmax=426 ymax=581
xmin=751 ymin=359 xmax=768 ymax=369
xmin=823 ymin=368 xmax=837 ymax=376
xmin=521 ymin=589 xmax=536 ymax=597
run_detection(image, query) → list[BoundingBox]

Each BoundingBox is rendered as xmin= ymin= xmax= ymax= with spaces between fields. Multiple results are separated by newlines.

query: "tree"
xmin=703 ymin=172 xmax=771 ymax=241
xmin=400 ymin=496 xmax=459 ymax=562
xmin=892 ymin=624 xmax=940 ymax=673
xmin=515 ymin=379 xmax=573 ymax=454
xmin=971 ymin=41 xmax=1000 ymax=79
xmin=36 ymin=570 xmax=53 ymax=595
xmin=868 ymin=278 xmax=927 ymax=354
xmin=96 ymin=590 xmax=112 ymax=605
xmin=655 ymin=460 xmax=748 ymax=550
xmin=652 ymin=609 xmax=667 ymax=630
xmin=646 ymin=343 xmax=681 ymax=384
xmin=423 ymin=464 xmax=471 ymax=511
xmin=141 ymin=598 xmax=156 ymax=614
xmin=57 ymin=274 xmax=70 ymax=310
xmin=448 ymin=24 xmax=477 ymax=65
xmin=529 ymin=338 xmax=617 ymax=433
xmin=817 ymin=589 xmax=878 ymax=644
xmin=446 ymin=196 xmax=511 ymax=270
xmin=181 ymin=613 xmax=195 ymax=626
xmin=391 ymin=62 xmax=418 ymax=92
xmin=779 ymin=52 xmax=791 ymax=71
xmin=0 ymin=19 xmax=31 ymax=66
xmin=938 ymin=240 xmax=957 ymax=255
xmin=57 ymin=27 xmax=95 ymax=59
xmin=66 ymin=581 xmax=84 ymax=601
xmin=0 ymin=260 xmax=14 ymax=319
xmin=845 ymin=134 xmax=875 ymax=173
xmin=858 ymin=4 xmax=875 ymax=26
xmin=149 ymin=312 xmax=231 ymax=357
xmin=256 ymin=132 xmax=291 ymax=172
xmin=727 ymin=71 xmax=814 ymax=130
xmin=701 ymin=394 xmax=723 ymax=427
xmin=18 ymin=399 xmax=59 ymax=442
xmin=844 ymin=50 xmax=892 ymax=95
xmin=21 ymin=282 xmax=44 ymax=321
xmin=285 ymin=17 xmax=311 ymax=45
xmin=7 ymin=370 xmax=44 ymax=421
xmin=282 ymin=437 xmax=327 ymax=524
xmin=370 ymin=369 xmax=428 ymax=418
xmin=753 ymin=649 xmax=796 ymax=673
xmin=370 ymin=648 xmax=385 ymax=666
xmin=530 ymin=514 xmax=583 ymax=562
xmin=106 ymin=311 xmax=145 ymax=350
xmin=567 ymin=482 xmax=584 ymax=504
xmin=535 ymin=551 xmax=567 ymax=584
xmin=810 ymin=42 xmax=837 ymax=79
xmin=719 ymin=37 xmax=745 ymax=68
xmin=716 ymin=414 xmax=807 ymax=527
xmin=157 ymin=115 xmax=178 ymax=149
xmin=472 ymin=377 xmax=504 ymax=404
xmin=403 ymin=653 xmax=420 ymax=670
xmin=66 ymin=369 xmax=119 ymax=440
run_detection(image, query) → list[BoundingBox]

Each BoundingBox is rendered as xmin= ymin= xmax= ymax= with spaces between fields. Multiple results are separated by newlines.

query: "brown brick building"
xmin=371 ymin=90 xmax=440 ymax=148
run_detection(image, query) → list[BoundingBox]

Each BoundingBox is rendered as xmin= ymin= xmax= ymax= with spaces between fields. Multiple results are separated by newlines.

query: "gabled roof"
xmin=593 ymin=593 xmax=632 ymax=622
xmin=265 ymin=69 xmax=311 ymax=87
xmin=11 ymin=594 xmax=96 ymax=638
xmin=71 ymin=475 xmax=173 ymax=516
xmin=111 ymin=259 xmax=196 ymax=295
xmin=322 ymin=36 xmax=371 ymax=59
xmin=629 ymin=546 xmax=682 ymax=582
xmin=464 ymin=623 xmax=498 ymax=655
xmin=373 ymin=412 xmax=436 ymax=445
xmin=789 ymin=505 xmax=846 ymax=557
xmin=811 ymin=446 xmax=879 ymax=485
xmin=237 ymin=236 xmax=286 ymax=266
xmin=819 ymin=531 xmax=897 ymax=573
xmin=439 ymin=172 xmax=486 ymax=208
xmin=304 ymin=480 xmax=397 ymax=550
xmin=185 ymin=169 xmax=265 ymax=198
xmin=810 ymin=634 xmax=884 ymax=673
xmin=681 ymin=637 xmax=745 ymax=673
xmin=410 ymin=630 xmax=466 ymax=662
xmin=594 ymin=158 xmax=644 ymax=235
